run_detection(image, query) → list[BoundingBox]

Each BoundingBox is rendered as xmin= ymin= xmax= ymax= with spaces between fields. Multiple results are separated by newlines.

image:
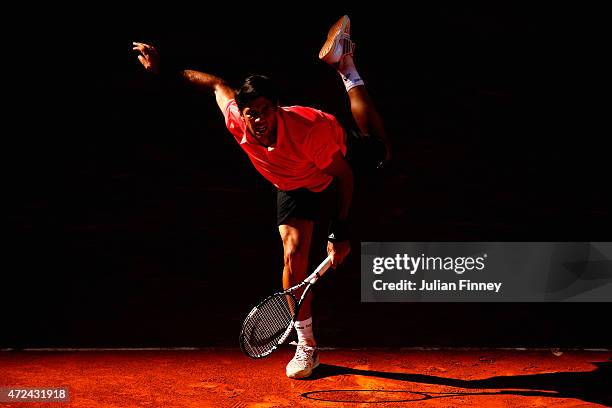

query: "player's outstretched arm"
xmin=181 ymin=70 xmax=235 ymax=113
xmin=322 ymin=151 xmax=353 ymax=268
xmin=132 ymin=42 xmax=235 ymax=113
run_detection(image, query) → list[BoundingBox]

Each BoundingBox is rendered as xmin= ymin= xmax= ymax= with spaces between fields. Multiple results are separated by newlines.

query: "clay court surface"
xmin=1 ymin=348 xmax=611 ymax=407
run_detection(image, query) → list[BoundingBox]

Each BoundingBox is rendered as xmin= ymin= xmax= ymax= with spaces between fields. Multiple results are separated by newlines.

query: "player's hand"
xmin=327 ymin=240 xmax=351 ymax=268
xmin=132 ymin=42 xmax=160 ymax=74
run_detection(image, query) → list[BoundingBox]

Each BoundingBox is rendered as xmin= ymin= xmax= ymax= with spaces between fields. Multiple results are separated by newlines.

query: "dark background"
xmin=6 ymin=5 xmax=610 ymax=348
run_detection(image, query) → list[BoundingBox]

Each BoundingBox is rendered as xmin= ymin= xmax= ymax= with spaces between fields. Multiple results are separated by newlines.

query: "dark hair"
xmin=235 ymin=75 xmax=279 ymax=111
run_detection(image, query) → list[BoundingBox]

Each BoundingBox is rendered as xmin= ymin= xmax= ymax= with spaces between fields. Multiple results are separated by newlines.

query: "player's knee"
xmin=283 ymin=242 xmax=305 ymax=267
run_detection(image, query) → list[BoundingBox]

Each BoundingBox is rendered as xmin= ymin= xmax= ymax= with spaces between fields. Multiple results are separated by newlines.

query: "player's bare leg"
xmin=279 ymin=219 xmax=315 ymax=345
xmin=279 ymin=218 xmax=320 ymax=378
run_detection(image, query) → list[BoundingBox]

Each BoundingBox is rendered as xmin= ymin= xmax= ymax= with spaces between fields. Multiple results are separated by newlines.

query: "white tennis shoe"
xmin=286 ymin=344 xmax=320 ymax=379
xmin=319 ymin=15 xmax=355 ymax=65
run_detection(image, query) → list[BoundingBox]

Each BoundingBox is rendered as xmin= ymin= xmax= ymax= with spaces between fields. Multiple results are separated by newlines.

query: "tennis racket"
xmin=239 ymin=255 xmax=333 ymax=358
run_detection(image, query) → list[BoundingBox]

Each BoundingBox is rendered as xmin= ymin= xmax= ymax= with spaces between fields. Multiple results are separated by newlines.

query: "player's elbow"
xmin=334 ymin=163 xmax=354 ymax=189
xmin=322 ymin=151 xmax=353 ymax=180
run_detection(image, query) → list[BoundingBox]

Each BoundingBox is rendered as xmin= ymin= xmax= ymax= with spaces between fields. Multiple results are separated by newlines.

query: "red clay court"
xmin=8 ymin=6 xmax=612 ymax=408
xmin=1 ymin=348 xmax=611 ymax=407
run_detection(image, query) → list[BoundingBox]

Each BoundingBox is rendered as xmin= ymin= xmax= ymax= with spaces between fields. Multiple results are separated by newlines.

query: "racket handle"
xmin=306 ymin=255 xmax=333 ymax=284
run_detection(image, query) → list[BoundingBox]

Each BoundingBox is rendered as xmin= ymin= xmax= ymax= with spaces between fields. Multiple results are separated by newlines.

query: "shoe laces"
xmin=295 ymin=345 xmax=315 ymax=363
xmin=340 ymin=38 xmax=355 ymax=56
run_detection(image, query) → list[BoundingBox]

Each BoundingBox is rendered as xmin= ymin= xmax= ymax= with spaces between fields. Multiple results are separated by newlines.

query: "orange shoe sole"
xmin=319 ymin=15 xmax=350 ymax=60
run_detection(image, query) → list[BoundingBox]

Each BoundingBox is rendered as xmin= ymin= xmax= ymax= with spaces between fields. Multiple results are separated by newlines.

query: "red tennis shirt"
xmin=223 ymin=99 xmax=347 ymax=192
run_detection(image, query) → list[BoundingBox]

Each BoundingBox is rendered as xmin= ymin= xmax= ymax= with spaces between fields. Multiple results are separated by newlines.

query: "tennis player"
xmin=133 ymin=15 xmax=390 ymax=379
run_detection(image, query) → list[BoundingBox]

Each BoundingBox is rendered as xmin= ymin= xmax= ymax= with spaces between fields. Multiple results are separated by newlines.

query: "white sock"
xmin=338 ymin=54 xmax=364 ymax=92
xmin=295 ymin=317 xmax=315 ymax=346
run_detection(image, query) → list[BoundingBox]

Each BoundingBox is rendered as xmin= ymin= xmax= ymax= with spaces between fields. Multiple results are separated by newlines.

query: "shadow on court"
xmin=303 ymin=360 xmax=612 ymax=406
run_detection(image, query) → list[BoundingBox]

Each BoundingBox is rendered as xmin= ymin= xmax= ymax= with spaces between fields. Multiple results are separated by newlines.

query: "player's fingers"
xmin=328 ymin=251 xmax=337 ymax=269
xmin=137 ymin=55 xmax=148 ymax=66
xmin=133 ymin=44 xmax=153 ymax=56
xmin=335 ymin=246 xmax=349 ymax=266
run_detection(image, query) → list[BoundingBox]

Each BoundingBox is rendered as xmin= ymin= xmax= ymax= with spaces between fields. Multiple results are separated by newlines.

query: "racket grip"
xmin=307 ymin=255 xmax=333 ymax=284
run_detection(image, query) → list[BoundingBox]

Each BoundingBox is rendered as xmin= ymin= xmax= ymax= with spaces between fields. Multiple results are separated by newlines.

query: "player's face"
xmin=242 ymin=97 xmax=278 ymax=144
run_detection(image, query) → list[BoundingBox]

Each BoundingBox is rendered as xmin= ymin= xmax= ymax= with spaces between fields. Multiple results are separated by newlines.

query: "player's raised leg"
xmin=320 ymin=15 xmax=392 ymax=161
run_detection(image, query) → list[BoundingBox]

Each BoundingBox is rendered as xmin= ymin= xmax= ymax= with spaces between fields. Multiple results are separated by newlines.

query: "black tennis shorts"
xmin=275 ymin=128 xmax=386 ymax=226
xmin=277 ymin=181 xmax=336 ymax=226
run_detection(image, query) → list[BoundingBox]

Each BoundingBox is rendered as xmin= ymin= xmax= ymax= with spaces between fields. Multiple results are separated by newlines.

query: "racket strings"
xmin=241 ymin=293 xmax=297 ymax=358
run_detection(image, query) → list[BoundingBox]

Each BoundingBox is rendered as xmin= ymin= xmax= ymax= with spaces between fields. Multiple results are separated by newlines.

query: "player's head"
xmin=236 ymin=75 xmax=279 ymax=143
